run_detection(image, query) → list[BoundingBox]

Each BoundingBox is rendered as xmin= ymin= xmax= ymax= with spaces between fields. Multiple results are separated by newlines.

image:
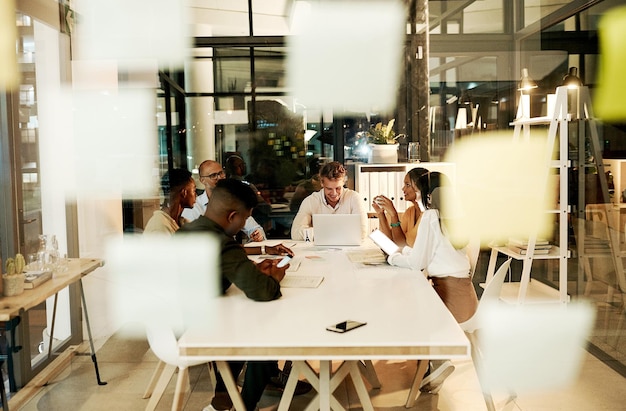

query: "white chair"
xmin=106 ymin=236 xmax=220 ymax=411
xmin=474 ymin=300 xmax=594 ymax=411
xmin=460 ymin=258 xmax=512 ymax=411
xmin=143 ymin=323 xmax=215 ymax=411
xmin=404 ymin=240 xmax=484 ymax=407
xmin=466 ymin=236 xmax=481 ymax=279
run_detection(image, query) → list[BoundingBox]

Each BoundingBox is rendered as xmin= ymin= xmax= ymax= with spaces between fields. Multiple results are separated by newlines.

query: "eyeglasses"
xmin=200 ymin=170 xmax=225 ymax=180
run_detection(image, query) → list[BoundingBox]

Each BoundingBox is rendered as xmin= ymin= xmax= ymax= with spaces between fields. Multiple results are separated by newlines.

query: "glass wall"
xmin=154 ymin=0 xmax=626 ymax=372
xmin=0 ymin=6 xmax=81 ymax=389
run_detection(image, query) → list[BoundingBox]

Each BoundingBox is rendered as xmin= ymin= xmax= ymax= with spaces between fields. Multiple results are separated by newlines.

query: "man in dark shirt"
xmin=178 ymin=178 xmax=289 ymax=411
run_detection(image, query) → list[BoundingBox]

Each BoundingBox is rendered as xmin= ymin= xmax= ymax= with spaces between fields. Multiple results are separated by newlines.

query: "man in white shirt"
xmin=182 ymin=159 xmax=266 ymax=242
xmin=290 ymin=161 xmax=367 ymax=240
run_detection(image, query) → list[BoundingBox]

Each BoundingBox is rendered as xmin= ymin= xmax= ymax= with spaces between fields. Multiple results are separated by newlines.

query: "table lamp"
xmin=562 ymin=67 xmax=583 ymax=89
xmin=562 ymin=66 xmax=583 ymax=119
xmin=518 ymin=68 xmax=537 ymax=118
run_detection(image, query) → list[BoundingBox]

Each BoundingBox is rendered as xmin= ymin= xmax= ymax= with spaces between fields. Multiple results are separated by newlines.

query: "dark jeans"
xmin=215 ymin=361 xmax=279 ymax=410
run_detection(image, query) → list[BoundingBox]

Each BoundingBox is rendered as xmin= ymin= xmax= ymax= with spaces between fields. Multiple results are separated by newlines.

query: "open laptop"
xmin=313 ymin=214 xmax=362 ymax=246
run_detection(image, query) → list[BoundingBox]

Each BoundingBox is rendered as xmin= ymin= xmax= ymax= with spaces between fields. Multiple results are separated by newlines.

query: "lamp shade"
xmin=518 ymin=68 xmax=537 ymax=92
xmin=562 ymin=67 xmax=583 ymax=88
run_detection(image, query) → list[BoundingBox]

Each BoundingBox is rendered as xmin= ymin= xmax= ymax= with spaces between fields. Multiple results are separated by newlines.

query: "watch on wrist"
xmin=261 ymin=245 xmax=266 ymax=254
xmin=390 ymin=221 xmax=401 ymax=228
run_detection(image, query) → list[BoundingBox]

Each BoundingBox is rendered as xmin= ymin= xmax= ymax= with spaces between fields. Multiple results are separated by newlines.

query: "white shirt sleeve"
xmin=388 ymin=210 xmax=439 ymax=274
xmin=346 ymin=190 xmax=369 ymax=239
xmin=241 ymin=216 xmax=266 ymax=240
xmin=291 ymin=193 xmax=316 ymax=240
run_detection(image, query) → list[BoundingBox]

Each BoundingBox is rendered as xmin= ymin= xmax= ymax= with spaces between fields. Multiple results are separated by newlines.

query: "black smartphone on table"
xmin=326 ymin=320 xmax=367 ymax=333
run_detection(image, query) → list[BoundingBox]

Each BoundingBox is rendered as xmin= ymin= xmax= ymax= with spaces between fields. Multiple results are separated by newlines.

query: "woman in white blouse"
xmin=387 ymin=171 xmax=478 ymax=394
xmin=387 ymin=171 xmax=477 ymax=322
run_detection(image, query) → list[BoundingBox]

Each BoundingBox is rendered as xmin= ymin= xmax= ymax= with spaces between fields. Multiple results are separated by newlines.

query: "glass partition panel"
xmin=429 ymin=0 xmax=504 ymax=34
xmin=463 ymin=0 xmax=504 ymax=33
xmin=518 ymin=0 xmax=626 ymax=374
xmin=523 ymin=0 xmax=570 ymax=28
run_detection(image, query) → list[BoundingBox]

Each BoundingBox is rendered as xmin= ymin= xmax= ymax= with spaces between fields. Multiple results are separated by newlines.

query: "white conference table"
xmin=178 ymin=241 xmax=470 ymax=411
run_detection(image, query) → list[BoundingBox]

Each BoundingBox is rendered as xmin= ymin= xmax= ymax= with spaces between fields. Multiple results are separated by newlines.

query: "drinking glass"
xmin=408 ymin=142 xmax=420 ymax=162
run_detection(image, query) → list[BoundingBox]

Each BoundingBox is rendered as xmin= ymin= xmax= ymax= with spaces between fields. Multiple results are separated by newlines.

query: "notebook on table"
xmin=313 ymin=214 xmax=362 ymax=246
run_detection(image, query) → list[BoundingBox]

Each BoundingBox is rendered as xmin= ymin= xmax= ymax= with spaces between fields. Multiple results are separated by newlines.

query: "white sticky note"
xmin=68 ymin=88 xmax=158 ymax=198
xmin=0 ymin=0 xmax=19 ymax=90
xmin=287 ymin=1 xmax=405 ymax=113
xmin=74 ymin=0 xmax=189 ymax=69
xmin=105 ymin=234 xmax=220 ymax=337
xmin=478 ymin=301 xmax=594 ymax=393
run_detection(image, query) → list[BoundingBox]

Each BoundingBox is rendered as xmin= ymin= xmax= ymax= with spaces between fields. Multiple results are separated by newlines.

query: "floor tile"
xmin=15 ymin=334 xmax=626 ymax=411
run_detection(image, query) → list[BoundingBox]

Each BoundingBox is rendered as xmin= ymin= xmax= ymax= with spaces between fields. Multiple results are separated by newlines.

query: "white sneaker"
xmin=419 ymin=361 xmax=455 ymax=394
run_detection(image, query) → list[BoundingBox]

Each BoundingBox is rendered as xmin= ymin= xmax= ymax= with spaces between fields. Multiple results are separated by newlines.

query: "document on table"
xmin=280 ymin=275 xmax=324 ymax=288
xmin=346 ymin=249 xmax=386 ymax=264
xmin=286 ymin=257 xmax=302 ymax=272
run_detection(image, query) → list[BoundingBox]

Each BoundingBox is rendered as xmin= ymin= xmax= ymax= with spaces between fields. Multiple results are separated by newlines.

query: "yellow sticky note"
xmin=595 ymin=5 xmax=626 ymax=121
xmin=0 ymin=0 xmax=19 ymax=90
xmin=443 ymin=132 xmax=556 ymax=246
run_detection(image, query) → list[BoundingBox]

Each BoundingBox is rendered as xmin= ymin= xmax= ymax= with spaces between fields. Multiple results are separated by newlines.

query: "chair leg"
xmin=143 ymin=360 xmax=166 ymax=398
xmin=582 ymin=257 xmax=593 ymax=297
xmin=612 ymin=302 xmax=626 ymax=349
xmin=171 ymin=367 xmax=190 ymax=411
xmin=0 ymin=364 xmax=8 ymax=411
xmin=404 ymin=360 xmax=428 ymax=408
xmin=207 ymin=362 xmax=217 ymax=390
xmin=467 ymin=332 xmax=497 ymax=411
xmin=145 ymin=363 xmax=176 ymax=411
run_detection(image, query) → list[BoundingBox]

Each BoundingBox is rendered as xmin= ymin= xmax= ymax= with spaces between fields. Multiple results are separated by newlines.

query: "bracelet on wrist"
xmin=390 ymin=221 xmax=401 ymax=228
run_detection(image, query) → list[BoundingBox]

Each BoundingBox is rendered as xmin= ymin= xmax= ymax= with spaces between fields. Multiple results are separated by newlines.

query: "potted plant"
xmin=366 ymin=119 xmax=399 ymax=163
xmin=3 ymin=253 xmax=26 ymax=297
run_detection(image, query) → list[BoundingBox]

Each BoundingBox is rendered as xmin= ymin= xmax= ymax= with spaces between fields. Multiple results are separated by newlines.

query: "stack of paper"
xmin=507 ymin=238 xmax=552 ymax=255
xmin=280 ymin=275 xmax=324 ymax=288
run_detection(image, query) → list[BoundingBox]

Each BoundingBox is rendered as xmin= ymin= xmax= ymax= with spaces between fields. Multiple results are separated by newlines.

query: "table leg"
xmin=277 ymin=361 xmax=301 ymax=411
xmin=279 ymin=360 xmax=374 ymax=411
xmin=47 ymin=293 xmax=58 ymax=358
xmin=286 ymin=362 xmax=324 ymax=411
xmin=358 ymin=360 xmax=381 ymax=389
xmin=405 ymin=359 xmax=429 ymax=408
xmin=78 ymin=279 xmax=107 ymax=386
xmin=347 ymin=361 xmax=374 ymax=411
xmin=319 ymin=361 xmax=331 ymax=410
xmin=215 ymin=361 xmax=246 ymax=411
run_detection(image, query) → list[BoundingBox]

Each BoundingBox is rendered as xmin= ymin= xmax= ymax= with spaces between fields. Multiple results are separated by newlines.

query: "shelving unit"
xmin=485 ymin=86 xmax=580 ymax=304
xmin=354 ymin=162 xmax=456 ymax=214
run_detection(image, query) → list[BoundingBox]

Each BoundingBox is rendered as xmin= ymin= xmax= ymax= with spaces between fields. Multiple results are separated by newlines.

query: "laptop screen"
xmin=313 ymin=214 xmax=362 ymax=246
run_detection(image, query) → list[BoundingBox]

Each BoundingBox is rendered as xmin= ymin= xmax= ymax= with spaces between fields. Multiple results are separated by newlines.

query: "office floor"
xmin=14 ymin=330 xmax=626 ymax=411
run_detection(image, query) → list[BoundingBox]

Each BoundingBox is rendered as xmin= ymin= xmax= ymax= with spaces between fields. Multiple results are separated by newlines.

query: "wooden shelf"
xmin=499 ymin=281 xmax=569 ymax=304
xmin=510 ymin=116 xmax=552 ymax=126
xmin=492 ymin=245 xmax=567 ymax=260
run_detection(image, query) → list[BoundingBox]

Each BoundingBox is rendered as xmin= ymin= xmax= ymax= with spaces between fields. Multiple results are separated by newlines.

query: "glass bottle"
xmin=37 ymin=234 xmax=48 ymax=270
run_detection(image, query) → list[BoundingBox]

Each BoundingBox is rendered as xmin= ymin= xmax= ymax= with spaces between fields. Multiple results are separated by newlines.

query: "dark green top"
xmin=177 ymin=216 xmax=281 ymax=301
